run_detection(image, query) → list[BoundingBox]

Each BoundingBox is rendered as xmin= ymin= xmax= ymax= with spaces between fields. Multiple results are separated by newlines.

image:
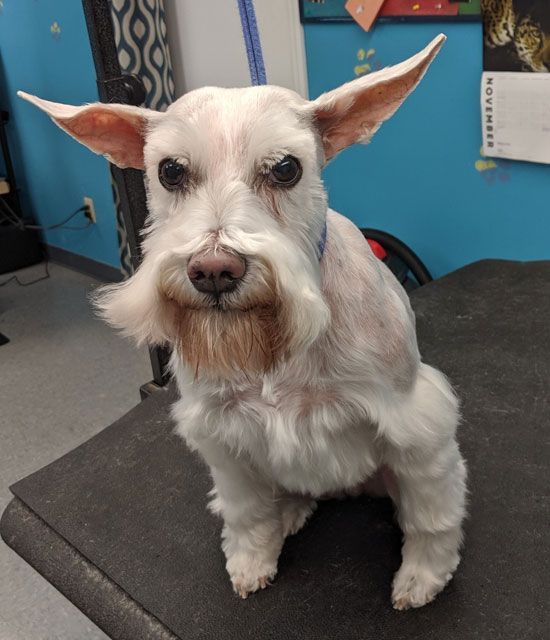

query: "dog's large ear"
xmin=310 ymin=34 xmax=445 ymax=161
xmin=17 ymin=91 xmax=160 ymax=169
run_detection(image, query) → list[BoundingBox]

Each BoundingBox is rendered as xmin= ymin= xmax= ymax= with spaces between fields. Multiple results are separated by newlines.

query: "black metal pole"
xmin=81 ymin=0 xmax=170 ymax=388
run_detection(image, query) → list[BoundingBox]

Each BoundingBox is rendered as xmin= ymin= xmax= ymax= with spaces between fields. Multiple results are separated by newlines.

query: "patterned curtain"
xmin=109 ymin=0 xmax=176 ymax=277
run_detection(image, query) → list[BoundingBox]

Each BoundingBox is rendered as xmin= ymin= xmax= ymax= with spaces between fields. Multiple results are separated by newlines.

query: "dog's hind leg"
xmin=279 ymin=495 xmax=317 ymax=538
xmin=380 ymin=364 xmax=467 ymax=610
xmin=199 ymin=441 xmax=284 ymax=599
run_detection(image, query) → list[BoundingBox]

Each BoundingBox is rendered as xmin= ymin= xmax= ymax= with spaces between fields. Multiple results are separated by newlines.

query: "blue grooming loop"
xmin=236 ymin=0 xmax=327 ymax=257
xmin=236 ymin=0 xmax=267 ymax=86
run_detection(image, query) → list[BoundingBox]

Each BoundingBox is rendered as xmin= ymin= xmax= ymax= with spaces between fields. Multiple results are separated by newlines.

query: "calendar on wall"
xmin=481 ymin=1 xmax=550 ymax=163
xmin=481 ymin=73 xmax=550 ymax=164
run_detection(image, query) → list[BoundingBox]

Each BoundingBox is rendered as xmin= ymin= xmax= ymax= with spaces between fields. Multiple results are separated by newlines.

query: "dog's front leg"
xmin=382 ymin=366 xmax=467 ymax=610
xmin=198 ymin=441 xmax=283 ymax=598
xmin=385 ymin=434 xmax=467 ymax=610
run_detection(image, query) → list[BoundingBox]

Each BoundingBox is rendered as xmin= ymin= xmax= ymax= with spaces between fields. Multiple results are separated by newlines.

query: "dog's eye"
xmin=268 ymin=155 xmax=302 ymax=187
xmin=158 ymin=158 xmax=187 ymax=191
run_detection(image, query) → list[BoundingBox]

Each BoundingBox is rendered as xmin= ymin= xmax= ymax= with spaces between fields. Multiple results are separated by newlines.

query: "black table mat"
xmin=2 ymin=260 xmax=549 ymax=639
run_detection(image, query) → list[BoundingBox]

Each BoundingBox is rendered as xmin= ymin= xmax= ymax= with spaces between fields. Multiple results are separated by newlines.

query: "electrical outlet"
xmin=83 ymin=196 xmax=97 ymax=224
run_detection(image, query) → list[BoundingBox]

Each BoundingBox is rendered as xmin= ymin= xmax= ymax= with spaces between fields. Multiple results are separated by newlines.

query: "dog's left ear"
xmin=310 ymin=34 xmax=445 ymax=161
xmin=17 ymin=91 xmax=160 ymax=169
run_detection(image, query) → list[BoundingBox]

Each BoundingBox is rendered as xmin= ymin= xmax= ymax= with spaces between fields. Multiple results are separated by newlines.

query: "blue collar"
xmin=318 ymin=220 xmax=327 ymax=258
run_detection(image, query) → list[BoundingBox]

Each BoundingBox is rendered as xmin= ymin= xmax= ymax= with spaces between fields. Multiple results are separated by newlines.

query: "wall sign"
xmin=300 ymin=0 xmax=481 ymax=22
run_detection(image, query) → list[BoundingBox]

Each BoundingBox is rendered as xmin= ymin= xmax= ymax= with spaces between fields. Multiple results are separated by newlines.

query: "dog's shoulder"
xmin=322 ymin=208 xmax=419 ymax=390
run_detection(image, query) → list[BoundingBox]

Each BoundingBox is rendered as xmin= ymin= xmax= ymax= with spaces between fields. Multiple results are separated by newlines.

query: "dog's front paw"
xmin=391 ymin=565 xmax=452 ymax=610
xmin=227 ymin=552 xmax=278 ymax=599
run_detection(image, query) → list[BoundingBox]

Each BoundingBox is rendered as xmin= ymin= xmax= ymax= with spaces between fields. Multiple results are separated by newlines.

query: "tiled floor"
xmin=0 ymin=263 xmax=152 ymax=640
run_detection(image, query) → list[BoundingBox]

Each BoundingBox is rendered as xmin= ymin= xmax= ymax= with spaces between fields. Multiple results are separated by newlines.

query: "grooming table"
xmin=2 ymin=260 xmax=548 ymax=640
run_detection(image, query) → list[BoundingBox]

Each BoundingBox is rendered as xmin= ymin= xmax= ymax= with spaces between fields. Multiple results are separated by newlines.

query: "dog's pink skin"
xmin=20 ymin=34 xmax=467 ymax=610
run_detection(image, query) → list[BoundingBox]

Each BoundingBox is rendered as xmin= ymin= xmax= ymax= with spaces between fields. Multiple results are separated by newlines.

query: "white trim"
xmin=255 ymin=0 xmax=309 ymax=97
xmin=164 ymin=0 xmax=309 ymax=97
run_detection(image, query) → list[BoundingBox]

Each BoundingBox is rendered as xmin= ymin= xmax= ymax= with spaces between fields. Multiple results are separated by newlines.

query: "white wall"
xmin=164 ymin=0 xmax=308 ymax=97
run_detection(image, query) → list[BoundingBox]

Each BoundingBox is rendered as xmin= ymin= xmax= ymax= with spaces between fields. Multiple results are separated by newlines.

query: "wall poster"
xmin=481 ymin=1 xmax=550 ymax=164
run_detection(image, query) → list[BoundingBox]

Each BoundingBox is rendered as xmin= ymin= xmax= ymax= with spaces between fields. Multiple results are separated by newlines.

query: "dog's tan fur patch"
xmin=174 ymin=304 xmax=286 ymax=378
xmin=158 ymin=253 xmax=291 ymax=379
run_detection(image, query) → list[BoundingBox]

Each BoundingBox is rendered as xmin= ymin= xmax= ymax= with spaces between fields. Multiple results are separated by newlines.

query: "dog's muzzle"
xmin=187 ymin=249 xmax=246 ymax=296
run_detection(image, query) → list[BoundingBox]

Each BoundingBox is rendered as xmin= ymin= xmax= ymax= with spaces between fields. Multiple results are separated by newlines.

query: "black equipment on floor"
xmin=361 ymin=228 xmax=433 ymax=292
xmin=0 ymin=108 xmax=42 ymax=275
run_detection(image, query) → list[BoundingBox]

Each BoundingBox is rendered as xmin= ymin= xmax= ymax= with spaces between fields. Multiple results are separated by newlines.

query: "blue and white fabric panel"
xmin=109 ymin=0 xmax=176 ymax=275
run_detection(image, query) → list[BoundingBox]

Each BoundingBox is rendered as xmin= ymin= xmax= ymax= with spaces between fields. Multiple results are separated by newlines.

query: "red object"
xmin=380 ymin=0 xmax=458 ymax=17
xmin=367 ymin=239 xmax=387 ymax=260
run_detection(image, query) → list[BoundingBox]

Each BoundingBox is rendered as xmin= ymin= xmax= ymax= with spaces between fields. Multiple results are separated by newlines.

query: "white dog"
xmin=20 ymin=33 xmax=466 ymax=610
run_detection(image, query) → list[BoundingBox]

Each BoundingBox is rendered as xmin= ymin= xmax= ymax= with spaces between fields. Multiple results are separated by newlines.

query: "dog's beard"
xmin=97 ymin=247 xmax=329 ymax=380
xmin=159 ymin=264 xmax=288 ymax=378
xmin=173 ymin=304 xmax=285 ymax=378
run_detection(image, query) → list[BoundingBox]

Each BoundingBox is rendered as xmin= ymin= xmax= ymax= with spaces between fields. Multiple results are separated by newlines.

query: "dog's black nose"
xmin=187 ymin=250 xmax=246 ymax=296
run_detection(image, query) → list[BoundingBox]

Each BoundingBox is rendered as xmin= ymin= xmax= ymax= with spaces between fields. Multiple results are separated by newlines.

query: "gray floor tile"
xmin=0 ymin=615 xmax=26 ymax=640
xmin=1 ymin=262 xmax=152 ymax=640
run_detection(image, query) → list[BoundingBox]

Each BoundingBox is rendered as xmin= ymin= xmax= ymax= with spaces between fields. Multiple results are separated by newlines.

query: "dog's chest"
xmin=186 ymin=380 xmax=380 ymax=496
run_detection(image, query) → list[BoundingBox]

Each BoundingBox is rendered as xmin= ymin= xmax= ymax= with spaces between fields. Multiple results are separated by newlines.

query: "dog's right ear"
xmin=17 ymin=91 xmax=160 ymax=169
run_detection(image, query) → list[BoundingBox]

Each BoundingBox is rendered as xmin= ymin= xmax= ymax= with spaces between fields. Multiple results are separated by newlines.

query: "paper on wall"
xmin=481 ymin=72 xmax=550 ymax=165
xmin=345 ymin=0 xmax=386 ymax=32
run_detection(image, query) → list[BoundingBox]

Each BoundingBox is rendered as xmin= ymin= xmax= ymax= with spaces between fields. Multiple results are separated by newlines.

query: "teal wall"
xmin=0 ymin=0 xmax=120 ymax=268
xmin=2 ymin=10 xmax=549 ymax=275
xmin=304 ymin=21 xmax=550 ymax=277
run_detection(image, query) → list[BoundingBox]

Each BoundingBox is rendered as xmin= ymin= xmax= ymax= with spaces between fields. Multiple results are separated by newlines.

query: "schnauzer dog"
xmin=20 ymin=33 xmax=466 ymax=609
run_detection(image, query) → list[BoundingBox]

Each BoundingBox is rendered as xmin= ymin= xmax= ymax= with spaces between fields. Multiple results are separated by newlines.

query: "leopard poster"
xmin=482 ymin=0 xmax=550 ymax=71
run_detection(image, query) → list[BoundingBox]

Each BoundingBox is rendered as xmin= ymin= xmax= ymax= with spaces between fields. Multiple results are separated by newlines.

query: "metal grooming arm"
xmin=81 ymin=0 xmax=171 ymax=394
